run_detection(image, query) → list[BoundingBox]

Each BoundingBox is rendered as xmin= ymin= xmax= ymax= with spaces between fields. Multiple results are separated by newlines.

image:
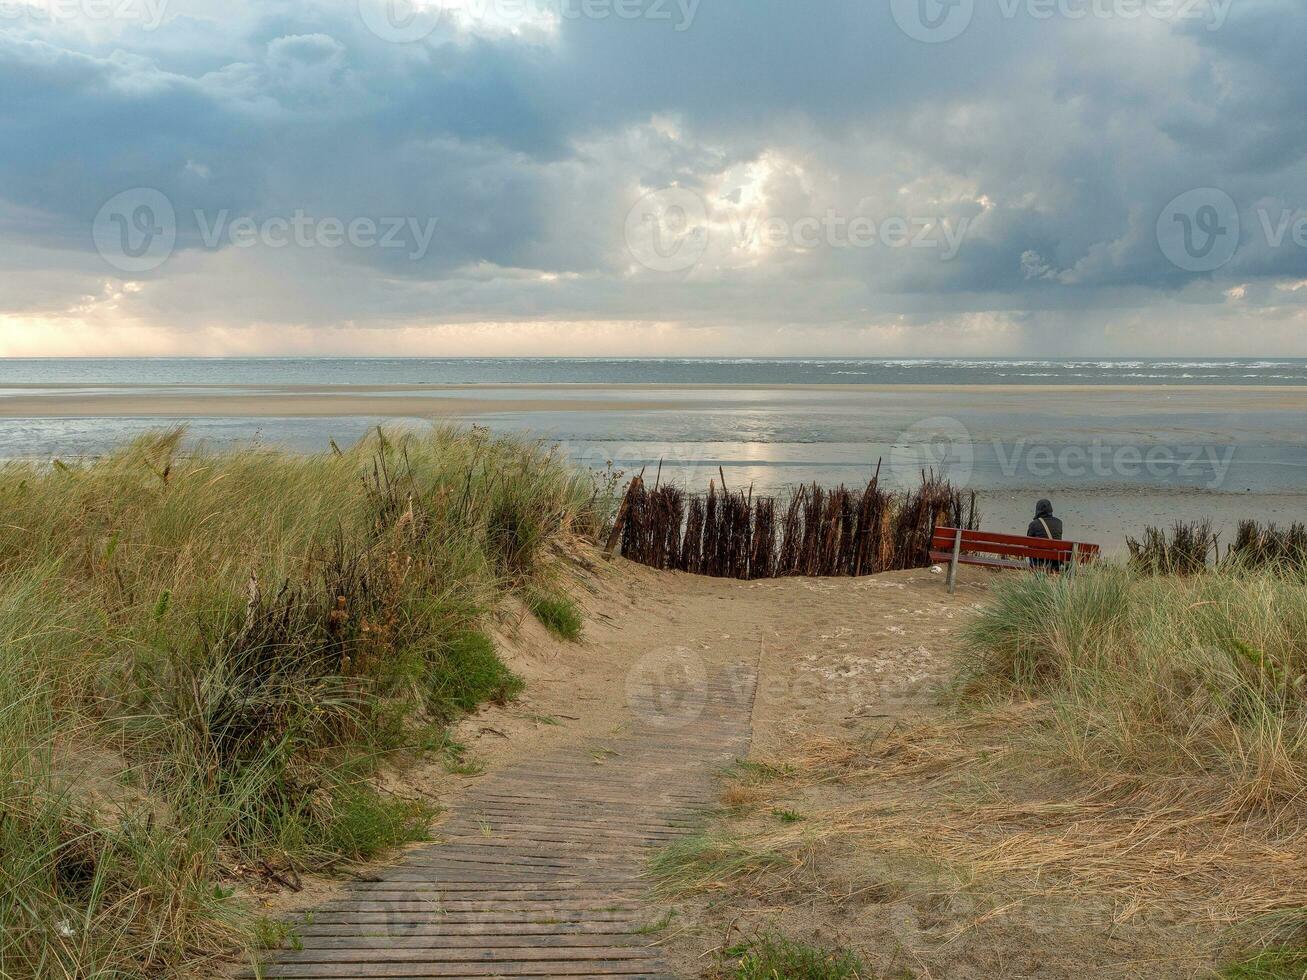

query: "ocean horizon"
xmin=2 ymin=356 xmax=1307 ymax=387
xmin=3 ymin=357 xmax=1304 ymax=551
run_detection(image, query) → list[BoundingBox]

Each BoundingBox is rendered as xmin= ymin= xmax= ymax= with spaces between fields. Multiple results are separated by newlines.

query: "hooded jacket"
xmin=1027 ymin=499 xmax=1063 ymax=541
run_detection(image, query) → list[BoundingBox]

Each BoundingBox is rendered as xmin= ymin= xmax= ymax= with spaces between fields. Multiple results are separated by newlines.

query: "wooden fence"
xmin=607 ymin=471 xmax=978 ymax=579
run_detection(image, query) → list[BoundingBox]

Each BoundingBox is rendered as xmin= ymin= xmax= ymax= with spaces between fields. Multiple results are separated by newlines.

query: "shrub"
xmin=1226 ymin=521 xmax=1307 ymax=573
xmin=1126 ymin=520 xmax=1216 ymax=575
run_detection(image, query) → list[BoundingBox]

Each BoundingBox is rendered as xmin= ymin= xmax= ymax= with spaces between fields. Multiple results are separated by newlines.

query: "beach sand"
xmin=0 ymin=387 xmax=697 ymax=418
xmin=2 ymin=382 xmax=1307 ymax=417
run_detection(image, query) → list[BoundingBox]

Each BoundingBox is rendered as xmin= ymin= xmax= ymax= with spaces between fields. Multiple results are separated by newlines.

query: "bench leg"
xmin=947 ymin=527 xmax=962 ymax=595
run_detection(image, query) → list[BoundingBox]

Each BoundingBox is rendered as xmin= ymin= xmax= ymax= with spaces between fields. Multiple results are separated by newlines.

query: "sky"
xmin=1 ymin=0 xmax=1306 ymax=357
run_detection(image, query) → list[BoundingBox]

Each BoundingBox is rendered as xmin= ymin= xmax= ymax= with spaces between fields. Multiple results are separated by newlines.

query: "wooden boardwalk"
xmin=258 ymin=658 xmax=757 ymax=979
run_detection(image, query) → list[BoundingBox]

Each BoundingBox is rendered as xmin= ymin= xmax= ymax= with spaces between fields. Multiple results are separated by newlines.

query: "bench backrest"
xmin=931 ymin=527 xmax=1100 ymax=563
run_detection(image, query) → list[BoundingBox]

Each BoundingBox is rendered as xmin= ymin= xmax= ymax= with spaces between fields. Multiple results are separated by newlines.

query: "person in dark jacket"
xmin=1027 ymin=498 xmax=1064 ymax=571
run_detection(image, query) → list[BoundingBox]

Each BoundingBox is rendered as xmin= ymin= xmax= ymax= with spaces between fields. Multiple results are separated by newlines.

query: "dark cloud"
xmin=0 ymin=0 xmax=1305 ymax=351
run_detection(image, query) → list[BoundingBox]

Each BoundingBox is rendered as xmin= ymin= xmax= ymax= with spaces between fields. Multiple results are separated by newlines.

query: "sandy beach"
xmin=2 ymin=382 xmax=1306 ymax=417
xmin=0 ymin=386 xmax=697 ymax=418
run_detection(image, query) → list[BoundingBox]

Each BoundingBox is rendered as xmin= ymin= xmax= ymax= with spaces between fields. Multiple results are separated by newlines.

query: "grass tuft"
xmin=1222 ymin=947 xmax=1307 ymax=979
xmin=526 ymin=590 xmax=584 ymax=641
xmin=727 ymin=933 xmax=868 ymax=980
xmin=315 ymin=785 xmax=434 ymax=861
xmin=648 ymin=834 xmax=791 ymax=897
xmin=427 ymin=630 xmax=524 ymax=719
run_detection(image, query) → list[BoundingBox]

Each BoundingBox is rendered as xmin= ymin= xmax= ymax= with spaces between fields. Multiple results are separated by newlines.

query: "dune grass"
xmin=960 ymin=564 xmax=1307 ymax=812
xmin=1222 ymin=947 xmax=1307 ymax=979
xmin=958 ymin=563 xmax=1307 ymax=960
xmin=0 ymin=425 xmax=592 ymax=977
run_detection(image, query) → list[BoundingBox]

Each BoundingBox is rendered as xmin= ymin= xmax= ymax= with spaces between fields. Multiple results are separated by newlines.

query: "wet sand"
xmin=1 ymin=382 xmax=1306 ymax=419
xmin=0 ymin=389 xmax=692 ymax=418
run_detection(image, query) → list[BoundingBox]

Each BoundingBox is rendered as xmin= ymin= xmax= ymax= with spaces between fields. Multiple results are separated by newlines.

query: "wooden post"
xmin=604 ymin=477 xmax=640 ymax=558
xmin=1068 ymin=542 xmax=1080 ymax=580
xmin=947 ymin=527 xmax=962 ymax=595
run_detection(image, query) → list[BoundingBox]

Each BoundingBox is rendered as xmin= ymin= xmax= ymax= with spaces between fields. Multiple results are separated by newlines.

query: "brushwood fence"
xmin=607 ymin=471 xmax=979 ymax=579
xmin=1127 ymin=519 xmax=1307 ymax=575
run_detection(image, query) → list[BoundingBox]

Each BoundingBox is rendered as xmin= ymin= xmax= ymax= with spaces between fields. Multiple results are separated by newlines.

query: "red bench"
xmin=930 ymin=527 xmax=1100 ymax=594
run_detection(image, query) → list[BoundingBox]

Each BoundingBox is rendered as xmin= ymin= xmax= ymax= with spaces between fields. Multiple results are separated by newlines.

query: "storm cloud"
xmin=1 ymin=0 xmax=1305 ymax=354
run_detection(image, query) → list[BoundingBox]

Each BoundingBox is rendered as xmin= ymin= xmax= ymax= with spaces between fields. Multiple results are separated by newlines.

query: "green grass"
xmin=960 ymin=564 xmax=1307 ymax=811
xmin=418 ymin=730 xmax=487 ymax=776
xmin=527 ymin=590 xmax=584 ymax=640
xmin=633 ymin=910 xmax=676 ymax=934
xmin=314 ymin=785 xmax=433 ymax=860
xmin=0 ymin=425 xmax=593 ymax=977
xmin=727 ymin=933 xmax=868 ymax=979
xmin=427 ymin=630 xmax=525 ymax=718
xmin=1222 ymin=947 xmax=1307 ymax=979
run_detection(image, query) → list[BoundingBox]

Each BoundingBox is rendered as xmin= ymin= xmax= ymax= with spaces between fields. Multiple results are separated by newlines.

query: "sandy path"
xmin=243 ymin=552 xmax=985 ymax=977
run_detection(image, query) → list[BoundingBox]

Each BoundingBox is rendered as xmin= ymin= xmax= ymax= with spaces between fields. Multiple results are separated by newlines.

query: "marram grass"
xmin=960 ymin=563 xmax=1307 ymax=813
xmin=0 ymin=426 xmax=593 ymax=977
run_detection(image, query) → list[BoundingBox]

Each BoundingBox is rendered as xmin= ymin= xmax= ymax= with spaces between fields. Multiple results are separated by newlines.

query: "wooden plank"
xmin=292 ymin=923 xmax=649 ymax=938
xmin=284 ymin=933 xmax=653 ymax=948
xmin=930 ymin=538 xmax=1083 ymax=562
xmin=257 ymin=664 xmax=759 ymax=979
xmin=935 ymin=536 xmax=1073 ymax=560
xmin=268 ymin=946 xmax=657 ymax=963
xmin=258 ymin=963 xmax=668 ymax=978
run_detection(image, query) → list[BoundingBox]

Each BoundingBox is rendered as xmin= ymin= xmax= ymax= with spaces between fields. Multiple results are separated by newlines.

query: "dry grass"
xmin=723 ymin=718 xmax=1307 ymax=926
xmin=654 ymin=565 xmax=1307 ymax=975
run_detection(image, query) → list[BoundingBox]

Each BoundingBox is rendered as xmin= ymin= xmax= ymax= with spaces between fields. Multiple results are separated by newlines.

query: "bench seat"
xmin=931 ymin=526 xmax=1100 ymax=593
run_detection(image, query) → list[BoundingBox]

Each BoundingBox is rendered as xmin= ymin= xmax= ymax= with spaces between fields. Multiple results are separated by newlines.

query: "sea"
xmin=2 ymin=357 xmax=1304 ymax=550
